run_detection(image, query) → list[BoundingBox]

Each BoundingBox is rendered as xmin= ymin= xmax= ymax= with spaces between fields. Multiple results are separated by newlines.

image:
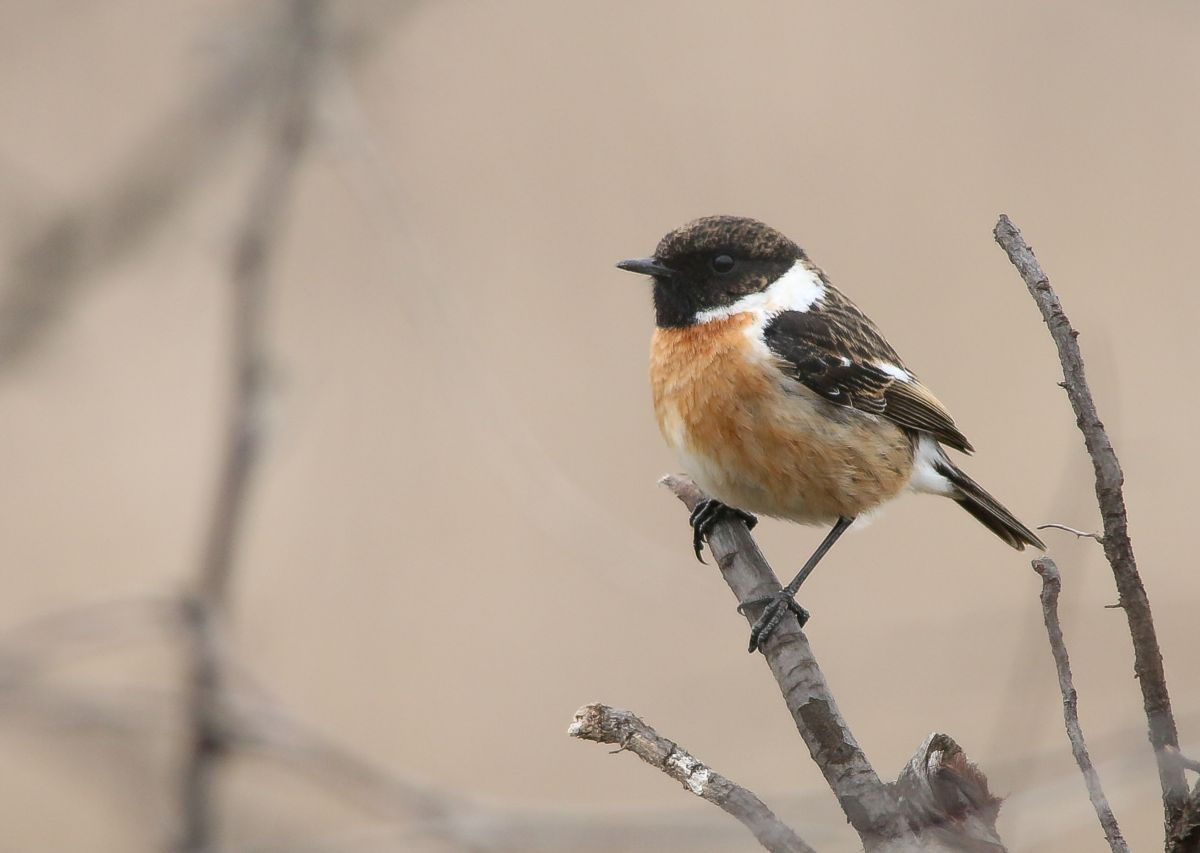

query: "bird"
xmin=616 ymin=215 xmax=1043 ymax=653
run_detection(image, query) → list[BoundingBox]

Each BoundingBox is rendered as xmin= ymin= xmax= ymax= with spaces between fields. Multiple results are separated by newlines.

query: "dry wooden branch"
xmin=893 ymin=733 xmax=1003 ymax=852
xmin=661 ymin=474 xmax=906 ymax=846
xmin=660 ymin=475 xmax=1004 ymax=851
xmin=178 ymin=3 xmax=323 ymax=850
xmin=569 ymin=703 xmax=815 ymax=853
xmin=1032 ymin=557 xmax=1129 ymax=853
xmin=994 ymin=215 xmax=1188 ymax=835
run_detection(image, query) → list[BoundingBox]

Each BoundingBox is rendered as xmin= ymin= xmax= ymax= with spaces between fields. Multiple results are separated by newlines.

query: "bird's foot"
xmin=739 ymin=591 xmax=810 ymax=654
xmin=688 ymin=498 xmax=757 ymax=563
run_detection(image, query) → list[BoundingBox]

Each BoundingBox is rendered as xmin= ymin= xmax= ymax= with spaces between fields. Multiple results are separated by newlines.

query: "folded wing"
xmin=761 ymin=304 xmax=974 ymax=454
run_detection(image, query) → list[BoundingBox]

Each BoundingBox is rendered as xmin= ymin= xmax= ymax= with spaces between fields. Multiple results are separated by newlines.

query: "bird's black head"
xmin=617 ymin=216 xmax=803 ymax=328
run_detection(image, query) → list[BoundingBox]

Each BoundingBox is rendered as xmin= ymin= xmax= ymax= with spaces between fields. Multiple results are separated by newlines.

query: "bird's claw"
xmin=688 ymin=499 xmax=757 ymax=563
xmin=740 ymin=591 xmax=810 ymax=653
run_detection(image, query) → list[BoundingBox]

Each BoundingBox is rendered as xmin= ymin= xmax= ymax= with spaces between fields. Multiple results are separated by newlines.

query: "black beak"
xmin=616 ymin=257 xmax=675 ymax=278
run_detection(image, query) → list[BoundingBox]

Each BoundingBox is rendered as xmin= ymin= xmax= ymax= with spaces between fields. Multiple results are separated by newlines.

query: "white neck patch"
xmin=694 ymin=260 xmax=825 ymax=324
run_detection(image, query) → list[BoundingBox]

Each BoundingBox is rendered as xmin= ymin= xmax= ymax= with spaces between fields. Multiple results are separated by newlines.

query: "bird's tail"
xmin=932 ymin=457 xmax=1045 ymax=551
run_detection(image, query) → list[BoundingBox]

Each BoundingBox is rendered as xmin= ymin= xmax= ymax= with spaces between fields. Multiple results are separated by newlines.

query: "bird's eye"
xmin=711 ymin=254 xmax=736 ymax=273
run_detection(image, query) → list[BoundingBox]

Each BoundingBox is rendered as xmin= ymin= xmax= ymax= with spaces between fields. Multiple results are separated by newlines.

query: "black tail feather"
xmin=933 ymin=459 xmax=1045 ymax=551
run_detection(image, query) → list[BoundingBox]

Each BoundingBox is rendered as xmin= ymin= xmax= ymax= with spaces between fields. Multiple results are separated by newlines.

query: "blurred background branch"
xmin=0 ymin=6 xmax=270 ymax=368
xmin=0 ymin=0 xmax=413 ymax=370
xmin=178 ymin=1 xmax=323 ymax=849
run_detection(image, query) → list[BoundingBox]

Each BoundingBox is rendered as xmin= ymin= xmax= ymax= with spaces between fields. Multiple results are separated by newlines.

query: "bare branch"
xmin=569 ymin=703 xmax=815 ymax=853
xmin=994 ymin=214 xmax=1187 ymax=833
xmin=661 ymin=474 xmax=908 ymax=846
xmin=1032 ymin=557 xmax=1129 ymax=853
xmin=178 ymin=2 xmax=324 ymax=850
xmin=660 ymin=477 xmax=1005 ymax=851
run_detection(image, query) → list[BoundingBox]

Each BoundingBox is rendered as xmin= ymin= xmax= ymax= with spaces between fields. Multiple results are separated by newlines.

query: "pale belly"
xmin=651 ymin=318 xmax=915 ymax=524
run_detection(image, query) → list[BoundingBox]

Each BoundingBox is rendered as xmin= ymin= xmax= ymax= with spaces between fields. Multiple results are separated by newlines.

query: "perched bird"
xmin=617 ymin=215 xmax=1043 ymax=652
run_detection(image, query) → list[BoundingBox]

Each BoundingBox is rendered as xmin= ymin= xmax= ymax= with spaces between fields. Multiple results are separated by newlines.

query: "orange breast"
xmin=650 ymin=315 xmax=914 ymax=523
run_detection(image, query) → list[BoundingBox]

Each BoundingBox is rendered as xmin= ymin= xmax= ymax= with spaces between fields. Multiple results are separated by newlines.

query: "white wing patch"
xmin=875 ymin=361 xmax=913 ymax=382
xmin=694 ymin=260 xmax=825 ymax=324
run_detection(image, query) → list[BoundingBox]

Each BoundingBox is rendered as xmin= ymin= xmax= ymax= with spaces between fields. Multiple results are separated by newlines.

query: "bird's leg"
xmin=688 ymin=498 xmax=757 ymax=563
xmin=742 ymin=516 xmax=854 ymax=653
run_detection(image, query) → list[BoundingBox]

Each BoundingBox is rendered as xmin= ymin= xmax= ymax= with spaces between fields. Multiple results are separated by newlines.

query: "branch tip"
xmin=1032 ymin=556 xmax=1061 ymax=584
xmin=659 ymin=473 xmax=703 ymax=511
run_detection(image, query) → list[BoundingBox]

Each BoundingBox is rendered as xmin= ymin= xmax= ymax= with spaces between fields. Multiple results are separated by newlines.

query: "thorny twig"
xmin=1032 ymin=557 xmax=1129 ymax=853
xmin=569 ymin=703 xmax=815 ymax=853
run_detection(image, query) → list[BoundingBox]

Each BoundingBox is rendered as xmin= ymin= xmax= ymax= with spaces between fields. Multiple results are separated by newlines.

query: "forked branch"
xmin=656 ymin=475 xmax=1004 ymax=852
xmin=994 ymin=215 xmax=1187 ymax=835
xmin=660 ymin=475 xmax=906 ymax=846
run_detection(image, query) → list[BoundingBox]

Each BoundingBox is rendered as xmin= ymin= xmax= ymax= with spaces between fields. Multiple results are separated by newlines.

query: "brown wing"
xmin=761 ymin=301 xmax=974 ymax=454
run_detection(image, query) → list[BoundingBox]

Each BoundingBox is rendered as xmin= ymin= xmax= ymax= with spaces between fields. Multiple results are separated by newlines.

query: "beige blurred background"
xmin=1 ymin=1 xmax=1198 ymax=850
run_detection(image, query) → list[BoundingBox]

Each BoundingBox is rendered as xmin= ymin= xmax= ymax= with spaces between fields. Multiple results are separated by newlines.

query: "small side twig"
xmin=995 ymin=215 xmax=1187 ymax=833
xmin=1036 ymin=523 xmax=1104 ymax=543
xmin=569 ymin=703 xmax=814 ymax=853
xmin=1033 ymin=557 xmax=1129 ymax=853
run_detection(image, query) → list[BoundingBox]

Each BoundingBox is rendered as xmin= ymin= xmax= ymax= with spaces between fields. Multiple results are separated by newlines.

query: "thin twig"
xmin=1032 ymin=557 xmax=1129 ymax=853
xmin=1036 ymin=523 xmax=1104 ymax=543
xmin=569 ymin=703 xmax=815 ymax=853
xmin=661 ymin=475 xmax=916 ymax=848
xmin=994 ymin=214 xmax=1187 ymax=833
xmin=178 ymin=3 xmax=323 ymax=850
